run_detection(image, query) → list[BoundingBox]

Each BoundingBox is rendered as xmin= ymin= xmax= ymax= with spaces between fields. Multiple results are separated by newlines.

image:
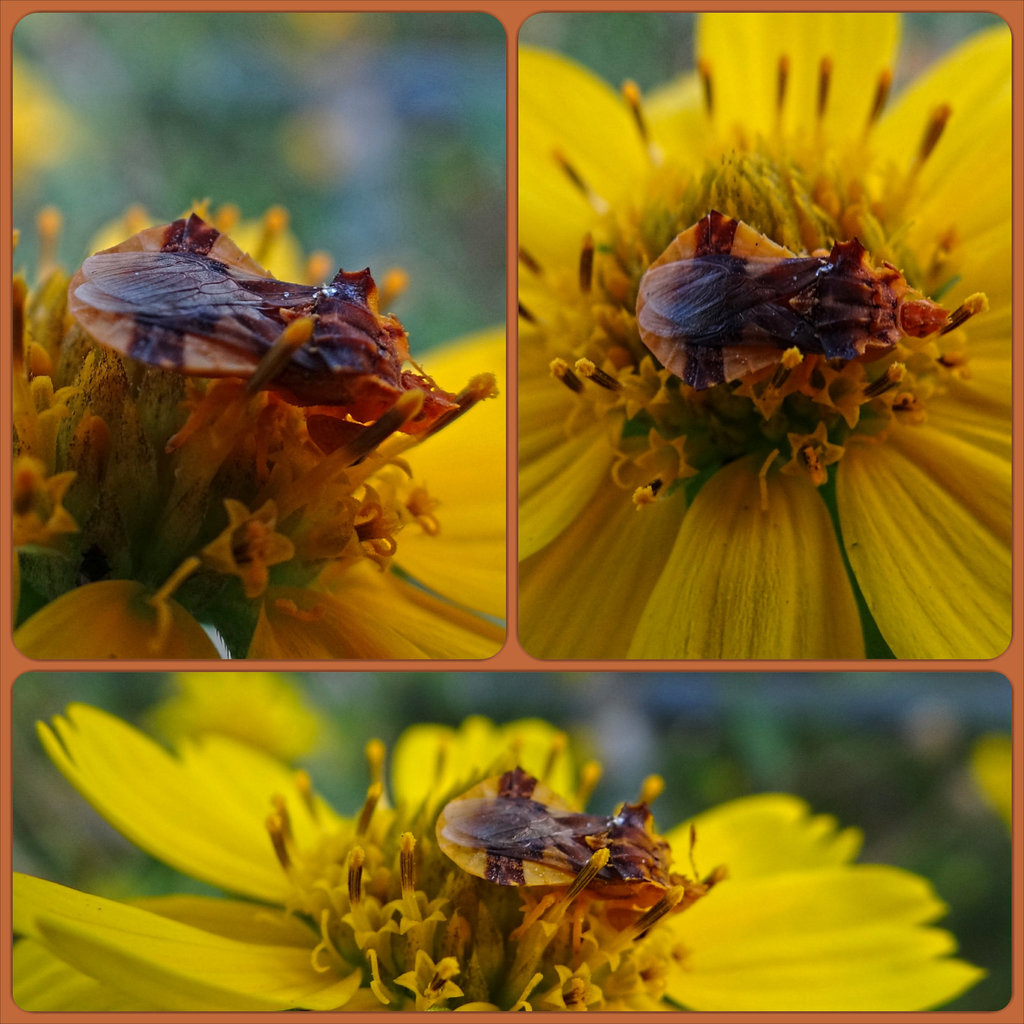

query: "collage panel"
xmin=517 ymin=11 xmax=1011 ymax=660
xmin=12 ymin=11 xmax=506 ymax=660
xmin=11 ymin=670 xmax=1011 ymax=1012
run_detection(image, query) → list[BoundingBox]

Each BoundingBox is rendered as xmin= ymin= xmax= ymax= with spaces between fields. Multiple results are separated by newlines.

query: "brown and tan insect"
xmin=636 ymin=209 xmax=979 ymax=390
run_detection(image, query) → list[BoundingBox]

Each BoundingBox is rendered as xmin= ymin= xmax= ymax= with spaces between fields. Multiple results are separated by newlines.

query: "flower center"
xmin=524 ymin=62 xmax=985 ymax=508
xmin=261 ymin=741 xmax=724 ymax=1011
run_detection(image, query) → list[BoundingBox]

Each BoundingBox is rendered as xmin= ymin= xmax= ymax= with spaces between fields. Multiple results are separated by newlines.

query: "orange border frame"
xmin=2 ymin=2 xmax=1021 ymax=1022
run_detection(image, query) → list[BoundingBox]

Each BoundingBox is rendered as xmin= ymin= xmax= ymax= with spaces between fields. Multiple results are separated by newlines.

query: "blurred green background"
xmin=13 ymin=11 xmax=505 ymax=350
xmin=518 ymin=11 xmax=1006 ymax=92
xmin=12 ymin=671 xmax=1011 ymax=1011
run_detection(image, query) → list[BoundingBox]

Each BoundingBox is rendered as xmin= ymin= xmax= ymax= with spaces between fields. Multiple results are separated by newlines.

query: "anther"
xmin=267 ymin=813 xmax=291 ymax=870
xmin=697 ymin=58 xmax=713 ymax=116
xmin=247 ymin=317 xmax=316 ymax=395
xmin=817 ymin=56 xmax=833 ymax=121
xmin=378 ymin=268 xmax=409 ymax=309
xmin=776 ymin=55 xmax=789 ymax=118
xmin=638 ymin=774 xmax=664 ymax=805
xmin=342 ymin=390 xmax=425 ymax=465
xmin=348 ymin=847 xmax=365 ymax=904
xmin=628 ymin=885 xmax=687 ymax=940
xmin=575 ymin=358 xmax=621 ymax=391
xmin=365 ymin=738 xmax=386 ymax=788
xmin=939 ymin=292 xmax=988 ymax=334
xmin=542 ymin=732 xmax=567 ymax=783
xmin=400 ymin=831 xmax=417 ymax=895
xmin=518 ymin=247 xmax=542 ymax=275
xmin=271 ymin=794 xmax=294 ymax=843
xmin=915 ymin=104 xmax=952 ymax=168
xmin=550 ymin=357 xmax=583 ymax=393
xmin=518 ymin=301 xmax=536 ymax=324
xmin=562 ymin=847 xmax=610 ymax=903
xmin=420 ymin=372 xmax=498 ymax=440
xmin=579 ymin=232 xmax=594 ymax=293
xmin=622 ymin=79 xmax=651 ymax=150
xmin=576 ymin=760 xmax=602 ymax=807
xmin=769 ymin=347 xmax=803 ymax=389
xmin=294 ymin=770 xmax=317 ymax=819
xmin=36 ymin=206 xmax=62 ymax=277
xmin=357 ymin=781 xmax=383 ymax=835
xmin=255 ymin=205 xmax=289 ymax=263
xmin=552 ymin=148 xmax=609 ymax=215
xmin=632 ymin=480 xmax=662 ymax=509
xmin=799 ymin=444 xmax=827 ymax=487
xmin=862 ymin=362 xmax=905 ymax=399
xmin=865 ymin=68 xmax=893 ymax=129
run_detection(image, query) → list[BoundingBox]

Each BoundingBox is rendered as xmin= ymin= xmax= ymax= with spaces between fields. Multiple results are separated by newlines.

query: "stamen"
xmin=145 ymin=556 xmax=201 ymax=651
xmin=550 ymin=357 xmax=583 ymax=393
xmin=267 ymin=813 xmax=290 ymax=869
xmin=798 ymin=442 xmax=827 ymax=487
xmin=365 ymin=738 xmax=386 ymax=788
xmin=357 ymin=781 xmax=383 ymax=835
xmin=817 ymin=56 xmax=833 ymax=121
xmin=865 ymin=68 xmax=893 ymax=129
xmin=518 ymin=301 xmax=537 ymax=324
xmin=271 ymin=794 xmax=293 ymax=843
xmin=939 ymin=292 xmax=988 ymax=334
xmin=769 ymin=347 xmax=803 ymax=389
xmin=757 ymin=450 xmax=780 ymax=512
xmin=347 ymin=846 xmax=365 ymax=904
xmin=36 ymin=206 xmax=62 ymax=278
xmin=562 ymin=847 xmax=610 ymax=903
xmin=378 ymin=267 xmax=409 ymax=309
xmin=542 ymin=732 xmax=567 ymax=782
xmin=255 ymin=205 xmax=289 ymax=264
xmin=697 ymin=58 xmax=713 ymax=116
xmin=622 ymin=79 xmax=652 ymax=152
xmin=574 ymin=358 xmax=622 ymax=391
xmin=420 ymin=372 xmax=498 ymax=440
xmin=340 ymin=390 xmax=424 ymax=465
xmin=632 ymin=480 xmax=662 ymax=509
xmin=638 ymin=774 xmax=664 ymax=805
xmin=579 ymin=232 xmax=594 ymax=293
xmin=576 ymin=760 xmax=602 ymax=807
xmin=246 ymin=316 xmax=316 ymax=395
xmin=776 ymin=55 xmax=789 ymax=119
xmin=552 ymin=148 xmax=609 ymax=215
xmin=624 ymin=885 xmax=687 ymax=943
xmin=915 ymin=104 xmax=952 ymax=168
xmin=294 ymin=769 xmax=317 ymax=819
xmin=305 ymin=250 xmax=333 ymax=284
xmin=508 ymin=893 xmax=559 ymax=941
xmin=519 ymin=247 xmax=542 ymax=275
xmin=863 ymin=362 xmax=905 ymax=398
xmin=366 ymin=948 xmax=391 ymax=1005
xmin=400 ymin=832 xmax=418 ymax=896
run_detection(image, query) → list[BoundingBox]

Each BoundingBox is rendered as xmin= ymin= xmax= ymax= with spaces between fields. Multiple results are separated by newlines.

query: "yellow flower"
xmin=13 ymin=205 xmax=505 ymax=659
xmin=969 ymin=733 xmax=1011 ymax=830
xmin=14 ymin=705 xmax=982 ymax=1011
xmin=519 ymin=14 xmax=1010 ymax=658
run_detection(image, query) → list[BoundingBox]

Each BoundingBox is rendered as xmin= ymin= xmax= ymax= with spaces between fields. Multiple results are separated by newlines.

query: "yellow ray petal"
xmin=14 ymin=580 xmax=219 ymax=658
xmin=519 ymin=47 xmax=648 ymax=269
xmin=396 ymin=329 xmax=506 ymax=619
xmin=14 ymin=874 xmax=361 ymax=1011
xmin=665 ymin=865 xmax=983 ymax=1010
xmin=520 ymin=484 xmax=686 ymax=658
xmin=251 ymin=573 xmax=504 ymax=660
xmin=36 ymin=704 xmax=323 ymax=904
xmin=629 ymin=457 xmax=864 ymax=658
xmin=697 ymin=13 xmax=899 ymax=139
xmin=837 ymin=433 xmax=1010 ymax=658
xmin=666 ymin=793 xmax=862 ymax=879
xmin=14 ymin=938 xmax=158 ymax=1012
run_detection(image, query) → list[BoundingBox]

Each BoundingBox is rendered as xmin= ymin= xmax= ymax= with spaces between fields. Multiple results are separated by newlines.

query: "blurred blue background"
xmin=12 ymin=671 xmax=1011 ymax=1010
xmin=13 ymin=11 xmax=506 ymax=349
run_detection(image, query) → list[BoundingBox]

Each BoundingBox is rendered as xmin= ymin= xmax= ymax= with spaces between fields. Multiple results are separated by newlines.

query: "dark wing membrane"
xmin=439 ymin=798 xmax=608 ymax=866
xmin=74 ymin=251 xmax=317 ymax=317
xmin=638 ymin=255 xmax=826 ymax=350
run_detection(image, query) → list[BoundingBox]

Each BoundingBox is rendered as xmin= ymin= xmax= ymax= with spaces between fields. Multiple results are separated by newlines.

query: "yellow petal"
xmin=697 ymin=12 xmax=900 ymax=139
xmin=519 ymin=47 xmax=647 ymax=269
xmin=836 ymin=432 xmax=1010 ymax=658
xmin=876 ymin=24 xmax=1011 ymax=308
xmin=629 ymin=457 xmax=865 ymax=658
xmin=666 ymin=865 xmax=983 ymax=1010
xmin=396 ymin=329 xmax=506 ymax=619
xmin=14 ymin=874 xmax=361 ymax=1011
xmin=391 ymin=716 xmax=576 ymax=814
xmin=14 ymin=938 xmax=158 ymax=1011
xmin=14 ymin=580 xmax=219 ymax=658
xmin=520 ymin=485 xmax=686 ymax=658
xmin=666 ymin=793 xmax=861 ymax=879
xmin=250 ymin=572 xmax=504 ymax=659
xmin=37 ymin=704 xmax=334 ymax=905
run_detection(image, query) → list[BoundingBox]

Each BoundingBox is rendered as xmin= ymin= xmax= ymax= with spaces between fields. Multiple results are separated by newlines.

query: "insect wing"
xmin=69 ymin=250 xmax=318 ymax=376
